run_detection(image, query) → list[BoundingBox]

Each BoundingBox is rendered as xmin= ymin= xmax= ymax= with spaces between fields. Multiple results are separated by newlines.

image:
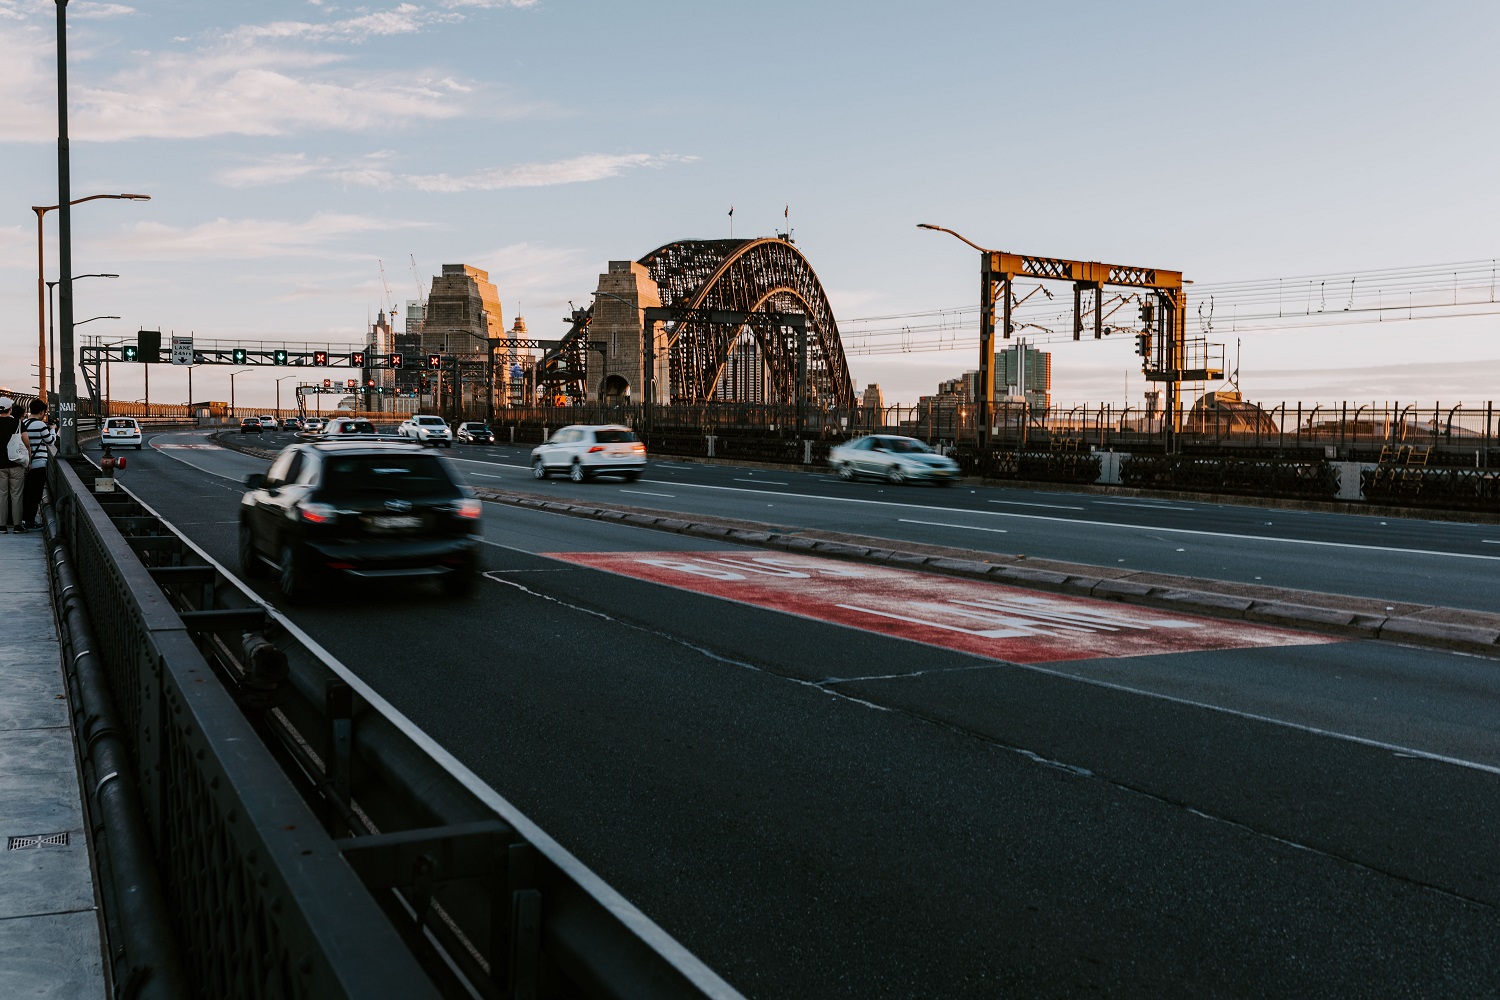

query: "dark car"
xmin=455 ymin=422 xmax=494 ymax=445
xmin=322 ymin=417 xmax=377 ymax=436
xmin=239 ymin=416 xmax=263 ymax=434
xmin=238 ymin=440 xmax=482 ymax=602
xmin=281 ymin=417 xmax=303 ymax=431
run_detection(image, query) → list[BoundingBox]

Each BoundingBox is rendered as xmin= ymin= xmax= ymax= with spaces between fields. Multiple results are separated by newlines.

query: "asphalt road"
xmin=231 ymin=432 xmax=1500 ymax=613
xmin=106 ymin=432 xmax=1500 ymax=998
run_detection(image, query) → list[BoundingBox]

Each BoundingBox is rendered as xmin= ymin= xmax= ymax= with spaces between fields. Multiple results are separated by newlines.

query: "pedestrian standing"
xmin=21 ymin=399 xmax=56 ymax=531
xmin=0 ymin=396 xmax=23 ymax=533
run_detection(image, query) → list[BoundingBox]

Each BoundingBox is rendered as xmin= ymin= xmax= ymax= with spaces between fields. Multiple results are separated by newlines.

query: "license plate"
xmin=369 ymin=515 xmax=421 ymax=530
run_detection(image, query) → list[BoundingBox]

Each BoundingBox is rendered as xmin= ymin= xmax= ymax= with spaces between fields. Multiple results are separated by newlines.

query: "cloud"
xmin=72 ymin=3 xmax=136 ymax=19
xmin=95 ymin=212 xmax=430 ymax=261
xmin=0 ymin=6 xmax=537 ymax=141
xmin=219 ymin=150 xmax=694 ymax=192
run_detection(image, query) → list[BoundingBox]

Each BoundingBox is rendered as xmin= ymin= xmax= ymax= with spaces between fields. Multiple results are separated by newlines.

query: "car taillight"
xmin=454 ymin=499 xmax=482 ymax=520
xmin=632 ymin=443 xmax=645 ymax=452
xmin=588 ymin=445 xmax=605 ymax=453
xmin=298 ymin=502 xmax=339 ymax=524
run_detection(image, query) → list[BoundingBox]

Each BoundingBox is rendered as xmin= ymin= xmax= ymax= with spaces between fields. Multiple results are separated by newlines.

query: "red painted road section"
xmin=546 ymin=551 xmax=1335 ymax=664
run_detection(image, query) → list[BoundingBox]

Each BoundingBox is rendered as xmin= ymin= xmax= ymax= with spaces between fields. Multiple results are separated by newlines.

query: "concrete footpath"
xmin=0 ymin=530 xmax=105 ymax=998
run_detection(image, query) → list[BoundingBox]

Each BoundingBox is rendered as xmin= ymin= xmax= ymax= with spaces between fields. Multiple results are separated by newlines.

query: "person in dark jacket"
xmin=20 ymin=399 xmax=56 ymax=531
xmin=0 ymin=396 xmax=23 ymax=533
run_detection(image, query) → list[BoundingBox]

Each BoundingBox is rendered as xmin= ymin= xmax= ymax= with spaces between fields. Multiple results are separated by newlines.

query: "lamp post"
xmin=46 ymin=273 xmax=116 ymax=402
xmin=275 ymin=375 xmax=297 ymax=419
xmin=917 ymin=223 xmax=1000 ymax=449
xmin=229 ymin=369 xmax=252 ymax=417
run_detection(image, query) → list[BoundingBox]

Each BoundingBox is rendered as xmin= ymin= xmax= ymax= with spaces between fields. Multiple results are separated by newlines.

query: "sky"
xmin=3 ymin=0 xmax=1500 ymax=410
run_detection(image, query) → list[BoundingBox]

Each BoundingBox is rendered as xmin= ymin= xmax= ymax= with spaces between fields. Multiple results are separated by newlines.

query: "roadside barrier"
xmin=47 ymin=456 xmax=743 ymax=1000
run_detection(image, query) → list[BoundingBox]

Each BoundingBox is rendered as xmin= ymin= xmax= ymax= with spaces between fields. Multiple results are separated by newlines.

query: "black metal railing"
xmin=50 ymin=457 xmax=744 ymax=1000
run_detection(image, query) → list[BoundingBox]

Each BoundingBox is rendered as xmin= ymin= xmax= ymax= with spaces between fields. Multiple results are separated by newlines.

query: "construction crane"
xmin=376 ymin=259 xmax=395 ymax=314
xmin=410 ymin=255 xmax=427 ymax=308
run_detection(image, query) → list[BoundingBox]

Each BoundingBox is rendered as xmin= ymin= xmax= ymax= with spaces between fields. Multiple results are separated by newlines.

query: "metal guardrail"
xmin=50 ymin=456 xmax=744 ymax=1000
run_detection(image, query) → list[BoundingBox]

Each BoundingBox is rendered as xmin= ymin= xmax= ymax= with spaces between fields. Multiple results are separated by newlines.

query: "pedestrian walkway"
xmin=0 ymin=530 xmax=105 ymax=998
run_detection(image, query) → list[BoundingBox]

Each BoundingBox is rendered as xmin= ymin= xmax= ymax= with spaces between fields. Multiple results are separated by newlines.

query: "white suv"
xmin=103 ymin=416 xmax=142 ymax=450
xmin=398 ymin=414 xmax=453 ymax=447
xmin=531 ymin=424 xmax=646 ymax=482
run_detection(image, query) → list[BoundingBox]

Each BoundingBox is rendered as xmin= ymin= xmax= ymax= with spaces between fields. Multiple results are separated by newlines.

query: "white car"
xmin=531 ymin=424 xmax=646 ymax=482
xmin=398 ymin=414 xmax=453 ymax=447
xmin=827 ymin=434 xmax=961 ymax=485
xmin=103 ymin=416 xmax=142 ymax=450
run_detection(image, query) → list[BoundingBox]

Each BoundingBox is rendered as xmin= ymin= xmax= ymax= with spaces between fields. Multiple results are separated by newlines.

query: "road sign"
xmin=170 ymin=335 xmax=194 ymax=366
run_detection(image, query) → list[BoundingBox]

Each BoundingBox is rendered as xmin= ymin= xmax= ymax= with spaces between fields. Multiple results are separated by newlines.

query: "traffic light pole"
xmin=55 ymin=0 xmax=78 ymax=457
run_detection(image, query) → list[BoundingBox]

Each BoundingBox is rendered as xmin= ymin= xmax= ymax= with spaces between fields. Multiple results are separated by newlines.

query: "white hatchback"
xmin=103 ymin=417 xmax=142 ymax=450
xmin=398 ymin=414 xmax=453 ymax=447
xmin=531 ymin=424 xmax=646 ymax=482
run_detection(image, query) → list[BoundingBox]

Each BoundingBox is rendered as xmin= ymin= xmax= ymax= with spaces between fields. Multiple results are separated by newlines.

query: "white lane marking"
xmin=470 ymin=473 xmax=506 ymax=479
xmin=447 ymin=457 xmax=532 ymax=471
xmin=648 ymin=480 xmax=1500 ymax=561
xmin=734 ymin=478 xmax=789 ymax=485
xmin=988 ymin=500 xmax=1084 ymax=510
xmin=148 ymin=435 xmax=264 ymax=482
xmin=899 ymin=518 xmax=1007 ymax=534
xmin=1095 ymin=501 xmax=1197 ymax=511
xmin=1485 ymin=540 xmax=1499 ymax=545
xmin=620 ymin=489 xmax=676 ymax=498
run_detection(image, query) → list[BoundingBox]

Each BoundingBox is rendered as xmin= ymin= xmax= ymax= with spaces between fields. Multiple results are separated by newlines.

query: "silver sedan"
xmin=827 ymin=435 xmax=961 ymax=485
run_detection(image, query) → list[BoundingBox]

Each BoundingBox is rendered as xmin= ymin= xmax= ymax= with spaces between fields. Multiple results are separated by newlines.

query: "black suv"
xmin=239 ymin=440 xmax=482 ymax=601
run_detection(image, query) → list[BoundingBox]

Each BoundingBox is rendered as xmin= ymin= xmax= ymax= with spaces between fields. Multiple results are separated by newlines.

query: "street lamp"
xmin=918 ymin=222 xmax=1000 ymax=447
xmin=275 ymin=375 xmax=297 ymax=418
xmin=32 ymin=195 xmax=148 ymax=401
xmin=229 ymin=369 xmax=252 ymax=416
xmin=46 ymin=273 xmax=116 ymax=400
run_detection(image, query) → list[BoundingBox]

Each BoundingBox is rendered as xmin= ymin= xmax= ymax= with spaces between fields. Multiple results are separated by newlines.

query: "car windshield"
xmin=463 ymin=423 xmax=488 ymax=431
xmin=107 ymin=419 xmax=135 ymax=429
xmin=416 ymin=417 xmax=444 ymax=426
xmin=320 ymin=454 xmax=456 ymax=498
xmin=339 ymin=422 xmax=374 ymax=433
xmin=593 ymin=429 xmax=638 ymax=444
xmin=885 ymin=438 xmax=931 ymax=454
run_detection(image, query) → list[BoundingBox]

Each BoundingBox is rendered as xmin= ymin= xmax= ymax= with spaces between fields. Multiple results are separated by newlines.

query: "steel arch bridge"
xmin=637 ymin=237 xmax=856 ymax=409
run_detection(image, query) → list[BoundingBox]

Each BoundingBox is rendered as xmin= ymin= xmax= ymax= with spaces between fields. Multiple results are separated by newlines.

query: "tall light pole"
xmin=917 ymin=223 xmax=999 ymax=447
xmin=229 ymin=369 xmax=252 ymax=416
xmin=46 ymin=0 xmax=151 ymax=454
xmin=46 ymin=273 xmax=116 ymax=401
xmin=275 ymin=375 xmax=297 ymax=418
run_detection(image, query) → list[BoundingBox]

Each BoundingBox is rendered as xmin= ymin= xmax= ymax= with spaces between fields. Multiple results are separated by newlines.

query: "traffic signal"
xmin=390 ymin=352 xmax=403 ymax=369
xmin=366 ymin=378 xmax=375 ymax=388
xmin=427 ymin=354 xmax=441 ymax=369
xmin=232 ymin=348 xmax=247 ymax=364
xmin=351 ymin=351 xmax=365 ymax=367
xmin=1134 ymin=333 xmax=1152 ymax=357
xmin=313 ymin=350 xmax=328 ymax=366
xmin=346 ymin=378 xmax=357 ymax=388
xmin=322 ymin=378 xmax=331 ymax=389
xmin=273 ymin=349 xmax=288 ymax=365
xmin=121 ymin=344 xmax=138 ymax=362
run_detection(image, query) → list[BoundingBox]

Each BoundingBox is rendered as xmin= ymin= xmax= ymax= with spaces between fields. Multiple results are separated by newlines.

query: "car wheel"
xmin=622 ymin=471 xmax=641 ymax=482
xmin=278 ymin=544 xmax=312 ymax=604
xmin=569 ymin=460 xmax=587 ymax=483
xmin=837 ymin=463 xmax=855 ymax=481
xmin=886 ymin=465 xmax=905 ymax=485
xmin=239 ymin=523 xmax=269 ymax=579
xmin=532 ymin=457 xmax=547 ymax=479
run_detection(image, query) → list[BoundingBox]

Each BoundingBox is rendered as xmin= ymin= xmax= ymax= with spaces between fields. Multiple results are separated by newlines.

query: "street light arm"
xmin=916 ymin=223 xmax=995 ymax=254
xmin=32 ymin=193 xmax=151 ymax=213
xmin=74 ymin=315 xmax=120 ymax=326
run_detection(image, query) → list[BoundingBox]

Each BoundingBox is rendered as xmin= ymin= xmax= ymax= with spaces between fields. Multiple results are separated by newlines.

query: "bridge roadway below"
xmin=102 ymin=431 xmax=1500 ymax=998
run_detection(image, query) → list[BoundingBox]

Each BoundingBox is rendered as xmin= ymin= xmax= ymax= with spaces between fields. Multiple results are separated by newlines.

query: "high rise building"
xmin=994 ymin=342 xmax=1051 ymax=409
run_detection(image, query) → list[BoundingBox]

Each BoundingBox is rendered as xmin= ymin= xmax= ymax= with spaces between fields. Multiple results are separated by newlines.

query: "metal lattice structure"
xmin=638 ymin=238 xmax=856 ymax=409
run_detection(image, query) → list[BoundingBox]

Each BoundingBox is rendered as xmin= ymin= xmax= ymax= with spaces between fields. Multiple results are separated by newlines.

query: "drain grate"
xmin=7 ymin=832 xmax=70 ymax=850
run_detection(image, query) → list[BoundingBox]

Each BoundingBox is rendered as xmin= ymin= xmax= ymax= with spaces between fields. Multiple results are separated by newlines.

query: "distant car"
xmin=303 ymin=417 xmax=326 ymax=433
xmin=455 ymin=422 xmax=494 ymax=445
xmin=322 ymin=417 xmax=377 ymax=436
xmin=103 ymin=416 xmax=142 ymax=450
xmin=531 ymin=424 xmax=646 ymax=482
xmin=827 ymin=435 xmax=960 ymax=485
xmin=238 ymin=439 xmax=481 ymax=602
xmin=398 ymin=414 xmax=453 ymax=447
xmin=258 ymin=415 xmax=277 ymax=429
xmin=281 ymin=417 xmax=303 ymax=432
xmin=239 ymin=417 xmax=263 ymax=434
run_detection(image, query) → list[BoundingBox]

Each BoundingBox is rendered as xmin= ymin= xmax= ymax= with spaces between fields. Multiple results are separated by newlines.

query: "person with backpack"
xmin=20 ymin=399 xmax=56 ymax=531
xmin=0 ymin=396 xmax=23 ymax=533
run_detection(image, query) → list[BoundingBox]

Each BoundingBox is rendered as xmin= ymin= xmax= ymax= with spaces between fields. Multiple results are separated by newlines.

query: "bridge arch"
xmin=636 ymin=237 xmax=856 ymax=409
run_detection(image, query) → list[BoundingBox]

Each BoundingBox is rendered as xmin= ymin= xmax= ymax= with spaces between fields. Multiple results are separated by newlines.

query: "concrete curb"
xmin=207 ymin=429 xmax=1500 ymax=658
